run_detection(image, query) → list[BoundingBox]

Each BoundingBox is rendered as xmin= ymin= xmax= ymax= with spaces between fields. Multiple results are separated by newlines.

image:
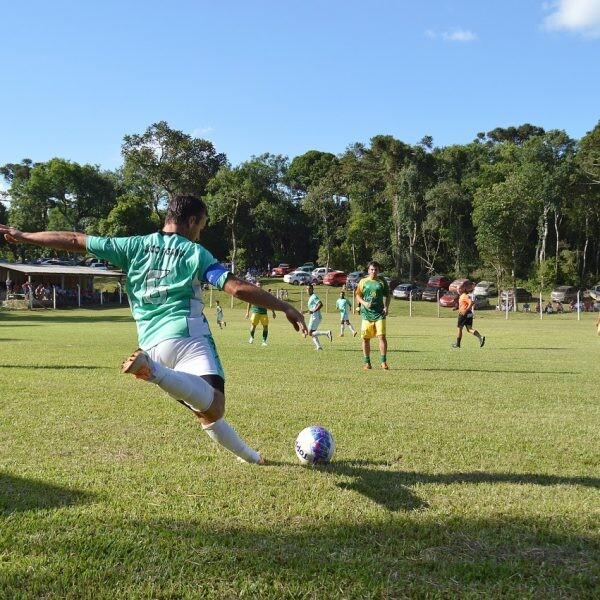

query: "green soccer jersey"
xmin=357 ymin=276 xmax=389 ymax=321
xmin=86 ymin=232 xmax=229 ymax=350
xmin=250 ymin=304 xmax=268 ymax=315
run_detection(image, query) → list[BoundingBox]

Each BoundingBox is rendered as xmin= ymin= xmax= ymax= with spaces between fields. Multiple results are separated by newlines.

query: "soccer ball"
xmin=295 ymin=426 xmax=335 ymax=465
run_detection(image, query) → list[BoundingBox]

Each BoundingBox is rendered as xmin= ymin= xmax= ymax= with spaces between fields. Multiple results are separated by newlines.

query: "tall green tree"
xmin=573 ymin=122 xmax=600 ymax=279
xmin=121 ymin=121 xmax=227 ymax=214
xmin=303 ymin=171 xmax=348 ymax=268
xmin=473 ymin=173 xmax=537 ymax=284
xmin=97 ymin=193 xmax=159 ymax=236
xmin=422 ymin=181 xmax=472 ymax=275
xmin=520 ymin=130 xmax=576 ymax=277
xmin=205 ymin=154 xmax=300 ymax=271
xmin=5 ymin=158 xmax=116 ymax=244
xmin=285 ymin=150 xmax=338 ymax=195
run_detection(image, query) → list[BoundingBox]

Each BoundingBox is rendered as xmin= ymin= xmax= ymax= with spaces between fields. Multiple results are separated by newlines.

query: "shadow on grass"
xmin=0 ymin=472 xmax=96 ymax=514
xmin=2 ymin=511 xmax=597 ymax=598
xmin=326 ymin=462 xmax=600 ymax=512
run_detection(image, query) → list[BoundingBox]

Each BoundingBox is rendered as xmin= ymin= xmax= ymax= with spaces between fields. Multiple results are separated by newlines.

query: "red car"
xmin=427 ymin=275 xmax=452 ymax=290
xmin=270 ymin=263 xmax=294 ymax=276
xmin=449 ymin=278 xmax=473 ymax=293
xmin=323 ymin=270 xmax=347 ymax=286
xmin=439 ymin=290 xmax=459 ymax=308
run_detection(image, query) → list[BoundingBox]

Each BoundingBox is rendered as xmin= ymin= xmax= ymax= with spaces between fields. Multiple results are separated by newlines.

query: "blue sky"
xmin=1 ymin=0 xmax=599 ymax=182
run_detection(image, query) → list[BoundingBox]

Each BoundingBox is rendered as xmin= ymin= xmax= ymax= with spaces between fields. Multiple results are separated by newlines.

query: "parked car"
xmin=427 ymin=275 xmax=452 ymax=290
xmin=299 ymin=262 xmax=315 ymax=269
xmin=500 ymin=288 xmax=533 ymax=303
xmin=474 ymin=281 xmax=498 ymax=297
xmin=421 ymin=286 xmax=442 ymax=302
xmin=449 ymin=278 xmax=473 ymax=293
xmin=283 ymin=270 xmax=313 ymax=285
xmin=585 ymin=283 xmax=600 ymax=301
xmin=295 ymin=265 xmax=313 ymax=274
xmin=311 ymin=267 xmax=334 ymax=282
xmin=346 ymin=271 xmax=367 ymax=290
xmin=40 ymin=258 xmax=71 ymax=266
xmin=271 ymin=263 xmax=294 ymax=276
xmin=550 ymin=286 xmax=579 ymax=303
xmin=439 ymin=290 xmax=459 ymax=307
xmin=473 ymin=295 xmax=490 ymax=309
xmin=392 ymin=283 xmax=422 ymax=300
xmin=323 ymin=270 xmax=347 ymax=286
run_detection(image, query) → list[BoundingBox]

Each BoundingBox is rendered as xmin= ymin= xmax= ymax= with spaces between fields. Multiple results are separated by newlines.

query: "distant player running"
xmin=452 ymin=283 xmax=485 ymax=349
xmin=335 ymin=291 xmax=357 ymax=337
xmin=246 ymin=282 xmax=275 ymax=346
xmin=356 ymin=261 xmax=390 ymax=370
xmin=305 ymin=284 xmax=332 ymax=350
xmin=215 ymin=300 xmax=226 ymax=329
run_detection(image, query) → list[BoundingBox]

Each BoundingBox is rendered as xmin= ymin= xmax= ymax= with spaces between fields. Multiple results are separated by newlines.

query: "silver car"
xmin=473 ymin=281 xmax=497 ymax=297
xmin=550 ymin=286 xmax=579 ymax=303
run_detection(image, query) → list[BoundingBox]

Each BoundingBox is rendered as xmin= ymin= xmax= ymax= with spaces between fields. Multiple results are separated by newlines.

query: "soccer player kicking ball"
xmin=0 ymin=195 xmax=308 ymax=465
xmin=355 ymin=261 xmax=391 ymax=370
xmin=452 ymin=282 xmax=485 ymax=349
xmin=336 ymin=291 xmax=357 ymax=337
xmin=304 ymin=284 xmax=332 ymax=350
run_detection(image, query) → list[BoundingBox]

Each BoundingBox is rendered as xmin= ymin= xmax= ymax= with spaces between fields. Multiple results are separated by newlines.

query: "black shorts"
xmin=457 ymin=312 xmax=473 ymax=328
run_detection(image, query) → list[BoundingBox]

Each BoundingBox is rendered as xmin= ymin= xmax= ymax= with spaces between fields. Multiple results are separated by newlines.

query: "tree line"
xmin=1 ymin=119 xmax=599 ymax=289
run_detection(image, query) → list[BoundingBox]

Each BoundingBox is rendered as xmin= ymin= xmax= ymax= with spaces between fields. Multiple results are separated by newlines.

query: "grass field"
xmin=0 ymin=300 xmax=598 ymax=599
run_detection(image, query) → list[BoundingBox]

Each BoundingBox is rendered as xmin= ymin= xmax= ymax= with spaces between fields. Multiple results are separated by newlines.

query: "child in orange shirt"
xmin=452 ymin=282 xmax=485 ymax=349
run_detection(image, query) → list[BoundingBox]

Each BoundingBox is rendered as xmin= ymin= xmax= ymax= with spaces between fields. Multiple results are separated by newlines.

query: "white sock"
xmin=340 ymin=324 xmax=345 ymax=335
xmin=312 ymin=335 xmax=322 ymax=349
xmin=202 ymin=419 xmax=261 ymax=463
xmin=349 ymin=324 xmax=356 ymax=333
xmin=314 ymin=331 xmax=329 ymax=337
xmin=151 ymin=363 xmax=215 ymax=413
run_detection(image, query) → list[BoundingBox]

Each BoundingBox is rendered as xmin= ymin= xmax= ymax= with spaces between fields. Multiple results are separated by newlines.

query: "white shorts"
xmin=309 ymin=312 xmax=322 ymax=331
xmin=148 ymin=335 xmax=224 ymax=380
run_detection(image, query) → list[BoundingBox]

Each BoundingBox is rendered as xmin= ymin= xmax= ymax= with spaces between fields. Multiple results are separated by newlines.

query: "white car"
xmin=586 ymin=284 xmax=600 ymax=301
xmin=473 ymin=281 xmax=497 ymax=297
xmin=283 ymin=270 xmax=313 ymax=285
xmin=311 ymin=267 xmax=333 ymax=282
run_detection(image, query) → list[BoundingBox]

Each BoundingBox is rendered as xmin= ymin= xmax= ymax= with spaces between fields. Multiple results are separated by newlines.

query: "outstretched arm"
xmin=223 ymin=275 xmax=307 ymax=336
xmin=0 ymin=224 xmax=87 ymax=253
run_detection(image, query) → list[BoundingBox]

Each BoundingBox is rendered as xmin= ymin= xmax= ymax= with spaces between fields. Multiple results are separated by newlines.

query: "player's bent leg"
xmin=122 ymin=345 xmax=217 ymax=413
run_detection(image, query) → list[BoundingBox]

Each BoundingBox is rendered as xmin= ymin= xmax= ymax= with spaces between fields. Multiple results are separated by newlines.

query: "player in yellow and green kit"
xmin=355 ymin=261 xmax=391 ymax=370
xmin=245 ymin=282 xmax=276 ymax=346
